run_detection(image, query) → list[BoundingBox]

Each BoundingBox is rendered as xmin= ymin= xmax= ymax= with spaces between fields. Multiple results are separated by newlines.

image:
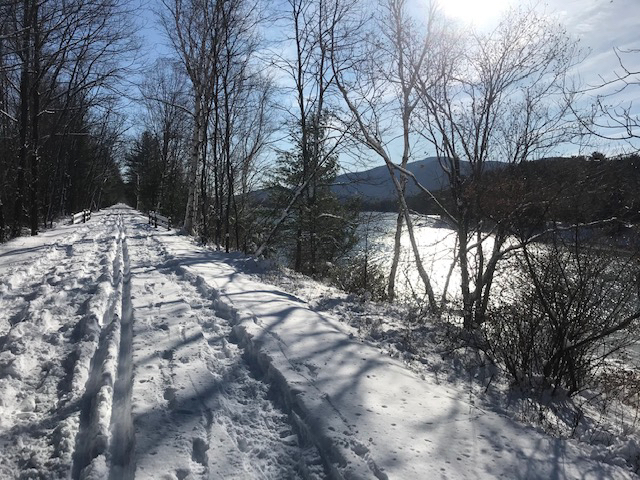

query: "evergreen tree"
xmin=270 ymin=115 xmax=357 ymax=276
xmin=125 ymin=131 xmax=162 ymax=211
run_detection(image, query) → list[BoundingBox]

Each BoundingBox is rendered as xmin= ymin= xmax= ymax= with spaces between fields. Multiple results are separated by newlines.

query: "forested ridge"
xmin=396 ymin=153 xmax=640 ymax=224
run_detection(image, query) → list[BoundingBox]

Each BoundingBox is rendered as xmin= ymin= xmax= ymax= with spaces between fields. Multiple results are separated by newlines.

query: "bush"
xmin=329 ymin=255 xmax=388 ymax=301
xmin=482 ymin=231 xmax=640 ymax=395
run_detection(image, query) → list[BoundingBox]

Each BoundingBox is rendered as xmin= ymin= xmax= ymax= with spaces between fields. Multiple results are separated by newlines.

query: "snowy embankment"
xmin=0 ymin=205 xmax=636 ymax=479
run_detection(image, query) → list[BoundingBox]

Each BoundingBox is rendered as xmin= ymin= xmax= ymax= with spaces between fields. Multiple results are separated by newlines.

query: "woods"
xmin=0 ymin=0 xmax=137 ymax=239
xmin=1 ymin=0 xmax=638 ymax=399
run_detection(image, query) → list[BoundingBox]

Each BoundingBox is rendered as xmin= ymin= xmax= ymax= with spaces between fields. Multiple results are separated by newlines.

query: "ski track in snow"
xmin=1 ymin=205 xmax=637 ymax=480
xmin=0 ymin=213 xmax=127 ymax=479
xmin=0 ymin=207 xmax=325 ymax=480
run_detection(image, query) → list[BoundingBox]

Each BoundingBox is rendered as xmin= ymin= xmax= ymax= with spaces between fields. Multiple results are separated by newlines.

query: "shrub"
xmin=329 ymin=254 xmax=388 ymax=301
xmin=482 ymin=230 xmax=640 ymax=395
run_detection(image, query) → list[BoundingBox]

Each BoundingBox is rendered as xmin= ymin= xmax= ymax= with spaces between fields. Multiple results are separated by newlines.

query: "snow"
xmin=0 ymin=204 xmax=637 ymax=479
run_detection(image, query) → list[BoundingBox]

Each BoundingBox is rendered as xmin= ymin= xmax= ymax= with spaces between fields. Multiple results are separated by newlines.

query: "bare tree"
xmin=585 ymin=48 xmax=640 ymax=145
xmin=210 ymin=0 xmax=267 ymax=251
xmin=160 ymin=0 xmax=270 ymax=249
xmin=330 ymin=0 xmax=439 ymax=308
xmin=412 ymin=8 xmax=580 ymax=327
xmin=226 ymin=73 xmax=275 ymax=252
xmin=485 ymin=227 xmax=640 ymax=394
xmin=140 ymin=58 xmax=191 ymax=220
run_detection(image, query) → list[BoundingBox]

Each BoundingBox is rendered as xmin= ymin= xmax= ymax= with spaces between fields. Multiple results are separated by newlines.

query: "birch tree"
xmin=159 ymin=0 xmax=218 ymax=234
xmin=330 ymin=0 xmax=439 ymax=308
xmin=209 ymin=0 xmax=268 ymax=250
xmin=160 ymin=0 xmax=270 ymax=247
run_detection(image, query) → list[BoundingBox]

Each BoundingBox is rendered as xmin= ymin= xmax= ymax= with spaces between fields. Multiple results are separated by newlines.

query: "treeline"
xmin=126 ymin=0 xmax=357 ymax=278
xmin=402 ymin=153 xmax=640 ymax=228
xmin=125 ymin=0 xmax=275 ymax=253
xmin=492 ymin=154 xmax=640 ymax=226
xmin=0 ymin=0 xmax=135 ymax=241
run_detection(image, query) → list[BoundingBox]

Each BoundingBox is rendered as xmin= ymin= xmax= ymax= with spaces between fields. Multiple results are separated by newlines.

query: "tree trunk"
xmin=400 ymin=199 xmax=437 ymax=311
xmin=0 ymin=200 xmax=5 ymax=242
xmin=29 ymin=0 xmax=40 ymax=236
xmin=199 ymin=125 xmax=208 ymax=243
xmin=387 ymin=209 xmax=404 ymax=301
xmin=457 ymin=222 xmax=474 ymax=329
xmin=184 ymin=97 xmax=202 ymax=234
xmin=12 ymin=0 xmax=30 ymax=237
xmin=295 ymin=222 xmax=303 ymax=271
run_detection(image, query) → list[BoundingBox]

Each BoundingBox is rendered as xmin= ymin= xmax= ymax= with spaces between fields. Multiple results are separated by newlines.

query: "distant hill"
xmin=253 ymin=157 xmax=500 ymax=207
xmin=330 ymin=157 xmax=501 ymax=201
xmin=331 ymin=157 xmax=449 ymax=201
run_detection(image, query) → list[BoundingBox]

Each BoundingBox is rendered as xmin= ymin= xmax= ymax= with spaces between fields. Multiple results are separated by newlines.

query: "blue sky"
xmin=132 ymin=0 xmax=639 ymax=161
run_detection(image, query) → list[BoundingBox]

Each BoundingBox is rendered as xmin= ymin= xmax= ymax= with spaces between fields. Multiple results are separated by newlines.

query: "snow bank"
xmin=156 ymin=228 xmax=637 ymax=480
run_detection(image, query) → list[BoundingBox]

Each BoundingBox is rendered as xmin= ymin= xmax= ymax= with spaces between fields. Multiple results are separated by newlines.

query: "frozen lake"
xmin=354 ymin=211 xmax=640 ymax=367
xmin=353 ymin=211 xmax=464 ymax=303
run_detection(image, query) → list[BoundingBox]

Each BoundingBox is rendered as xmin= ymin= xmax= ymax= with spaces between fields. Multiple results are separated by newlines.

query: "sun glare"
xmin=437 ymin=0 xmax=512 ymax=27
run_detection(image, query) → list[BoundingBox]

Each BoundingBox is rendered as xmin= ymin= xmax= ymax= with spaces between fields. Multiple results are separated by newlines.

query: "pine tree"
xmin=125 ymin=131 xmax=162 ymax=211
xmin=270 ymin=115 xmax=357 ymax=276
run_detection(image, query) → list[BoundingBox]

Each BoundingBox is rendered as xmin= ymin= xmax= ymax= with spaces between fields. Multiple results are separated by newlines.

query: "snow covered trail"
xmin=1 ymin=205 xmax=638 ymax=479
xmin=124 ymin=211 xmax=324 ymax=480
xmin=0 ymin=206 xmax=324 ymax=479
xmin=0 ymin=219 xmax=100 ymax=341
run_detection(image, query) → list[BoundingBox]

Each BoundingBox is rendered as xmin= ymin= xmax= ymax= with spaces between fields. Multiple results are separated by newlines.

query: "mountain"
xmin=253 ymin=157 xmax=500 ymax=206
xmin=332 ymin=157 xmax=455 ymax=201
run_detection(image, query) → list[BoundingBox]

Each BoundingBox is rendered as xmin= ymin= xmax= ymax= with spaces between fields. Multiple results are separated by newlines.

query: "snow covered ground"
xmin=0 ymin=205 xmax=637 ymax=479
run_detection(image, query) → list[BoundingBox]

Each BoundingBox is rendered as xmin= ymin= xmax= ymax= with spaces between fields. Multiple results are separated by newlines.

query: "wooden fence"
xmin=72 ymin=209 xmax=91 ymax=224
xmin=148 ymin=211 xmax=171 ymax=230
